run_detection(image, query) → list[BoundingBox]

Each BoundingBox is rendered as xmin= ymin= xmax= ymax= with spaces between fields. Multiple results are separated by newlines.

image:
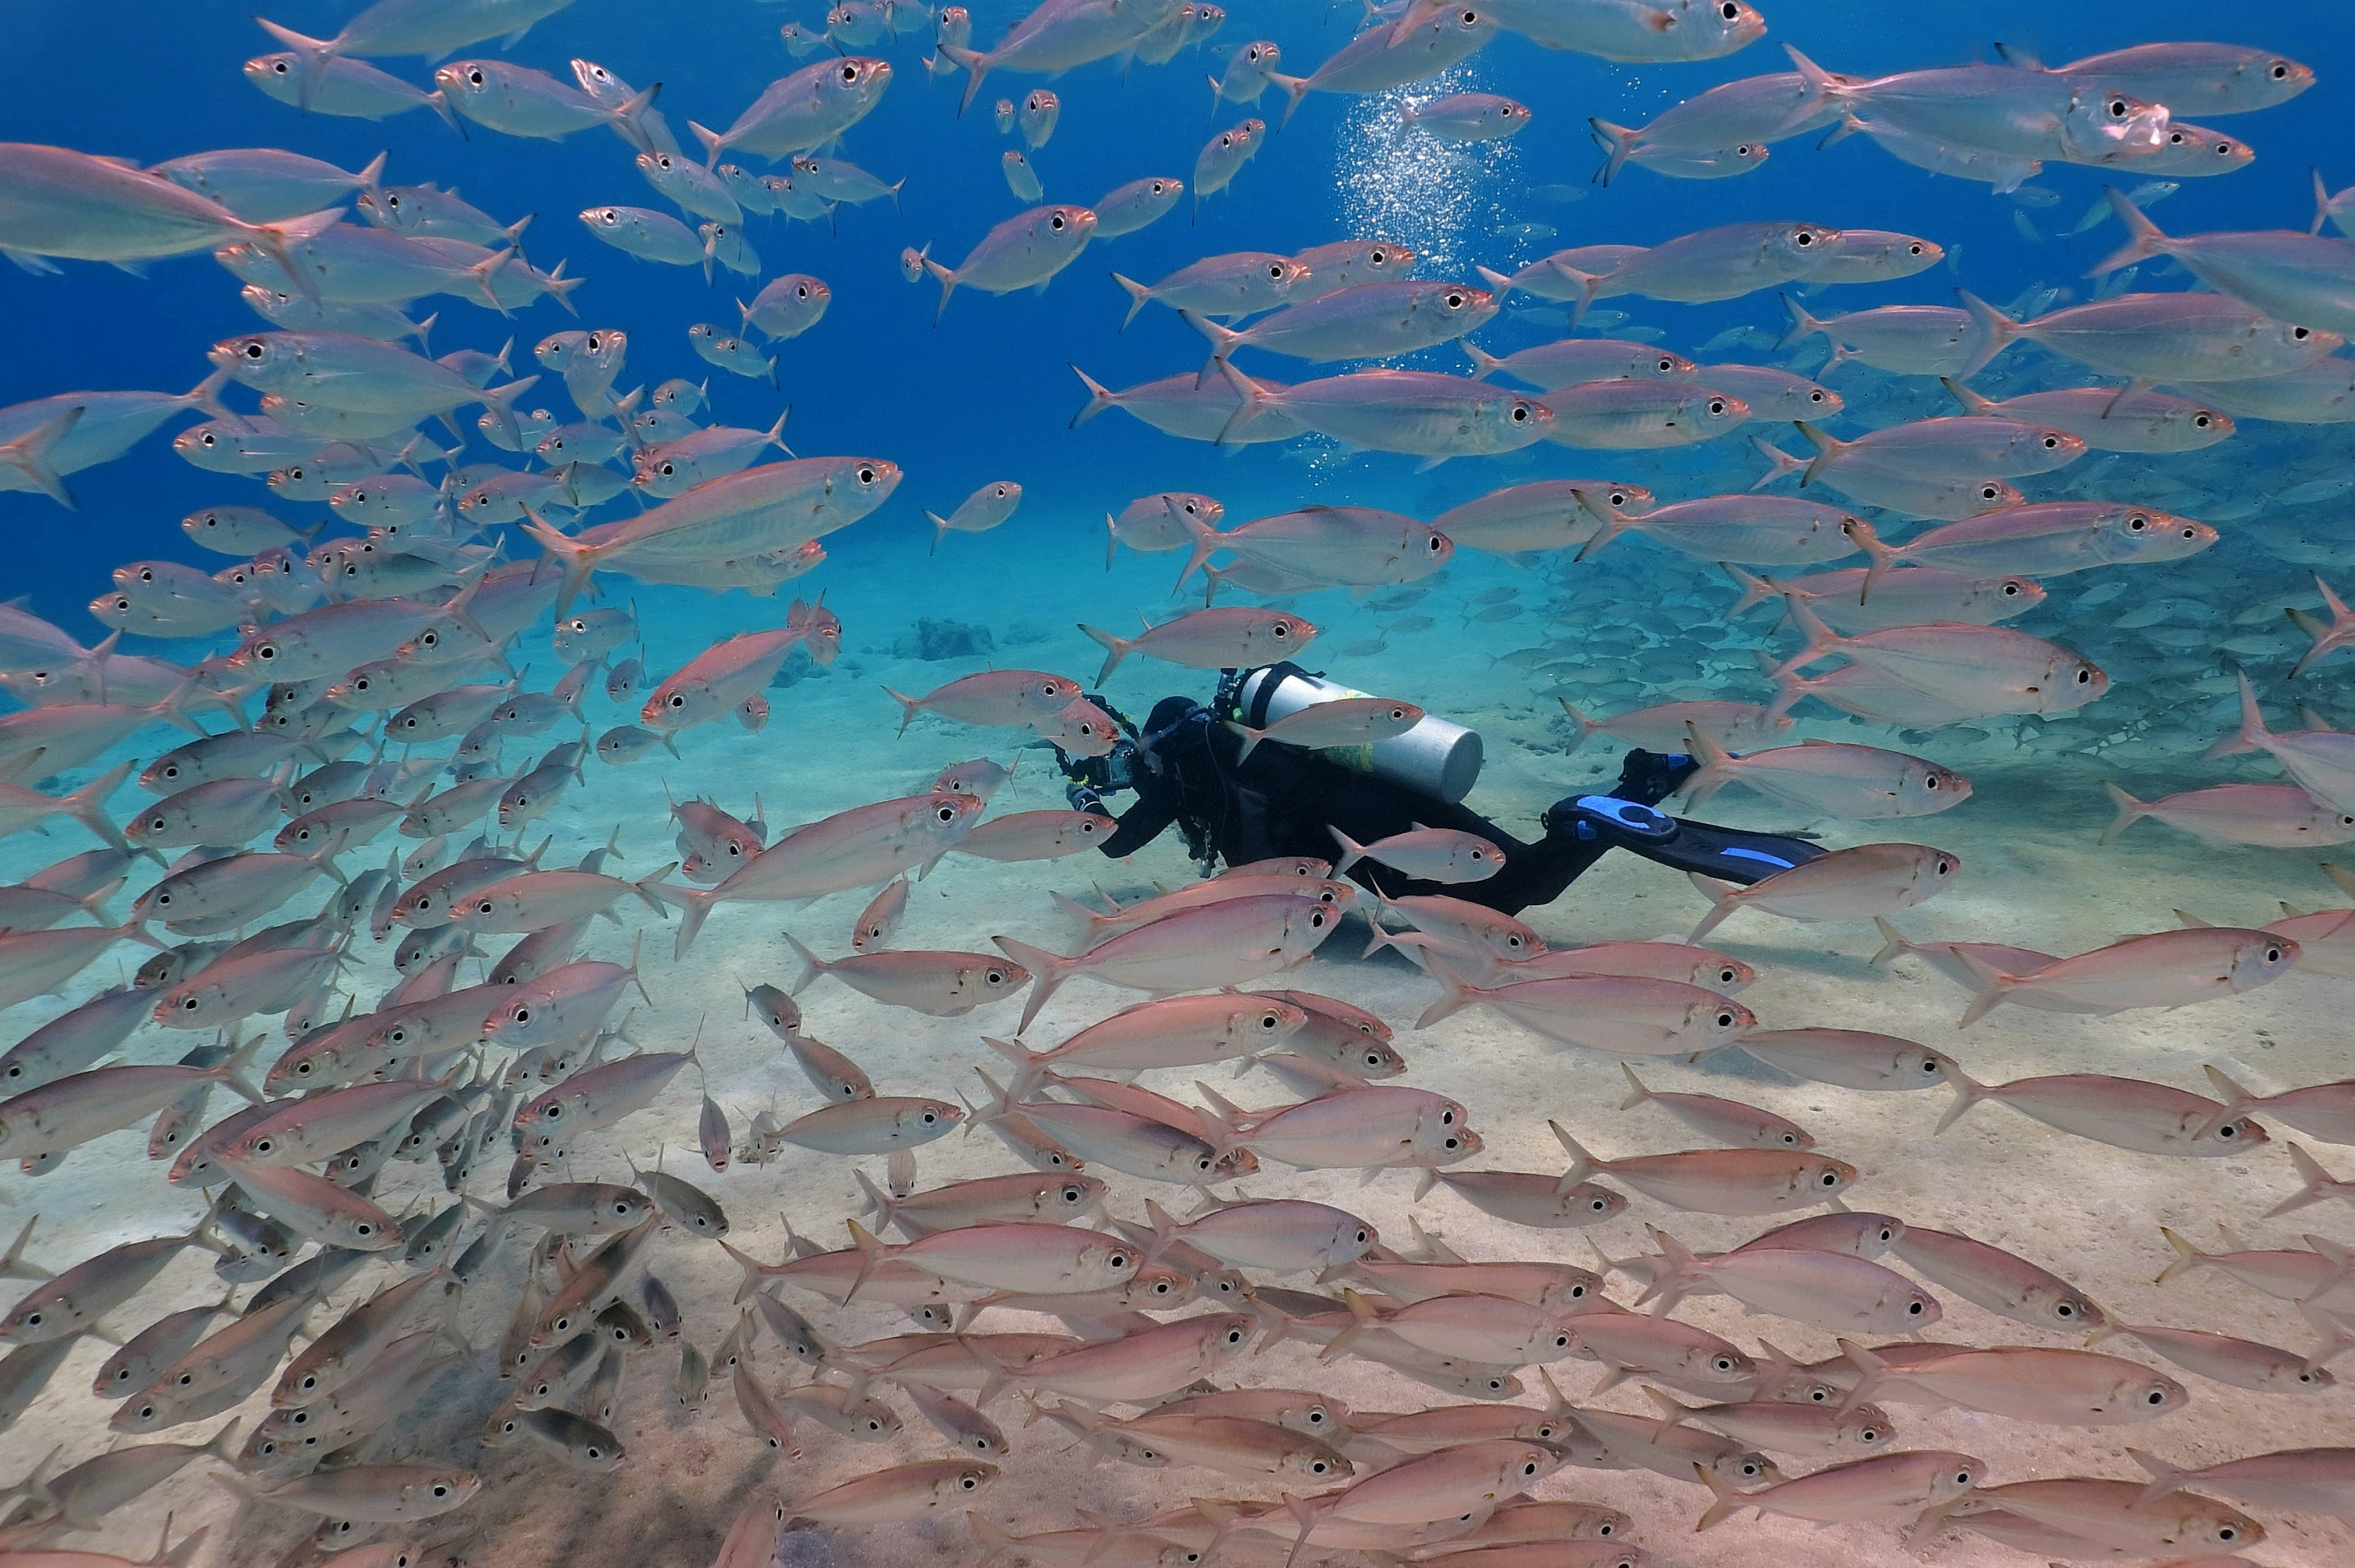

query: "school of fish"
xmin=2 ymin=0 xmax=2355 ymax=1565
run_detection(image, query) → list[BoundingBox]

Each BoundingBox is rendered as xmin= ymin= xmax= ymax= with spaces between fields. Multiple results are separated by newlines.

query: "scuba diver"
xmin=1055 ymin=662 xmax=1826 ymax=917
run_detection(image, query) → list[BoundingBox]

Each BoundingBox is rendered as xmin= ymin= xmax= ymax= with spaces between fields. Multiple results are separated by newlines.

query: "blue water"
xmin=6 ymin=0 xmax=2346 ymax=634
xmin=9 ymin=4 xmax=2355 ymax=1564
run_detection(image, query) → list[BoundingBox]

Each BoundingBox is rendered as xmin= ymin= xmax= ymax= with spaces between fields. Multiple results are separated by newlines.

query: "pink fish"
xmin=995 ymin=890 xmax=1347 ymax=1031
xmin=1689 ymin=843 xmax=1961 ymax=943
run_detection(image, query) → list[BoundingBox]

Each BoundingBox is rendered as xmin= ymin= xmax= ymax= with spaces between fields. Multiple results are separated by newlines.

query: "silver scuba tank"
xmin=1231 ymin=664 xmax=1484 ymax=805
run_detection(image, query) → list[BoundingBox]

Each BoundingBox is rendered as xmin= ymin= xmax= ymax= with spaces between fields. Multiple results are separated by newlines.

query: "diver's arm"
xmin=1097 ymin=790 xmax=1180 ymax=858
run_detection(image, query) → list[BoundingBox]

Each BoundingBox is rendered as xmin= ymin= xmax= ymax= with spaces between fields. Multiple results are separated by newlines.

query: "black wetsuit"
xmin=1066 ymin=691 xmax=1825 ymax=917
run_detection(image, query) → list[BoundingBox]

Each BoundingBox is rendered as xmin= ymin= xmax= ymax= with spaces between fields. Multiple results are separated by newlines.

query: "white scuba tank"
xmin=1231 ymin=664 xmax=1484 ymax=805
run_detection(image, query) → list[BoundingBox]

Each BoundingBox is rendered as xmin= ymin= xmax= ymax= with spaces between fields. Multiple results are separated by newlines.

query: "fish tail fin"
xmin=2099 ymin=781 xmax=2148 ymax=845
xmin=253 ymin=18 xmax=335 ymax=109
xmin=2093 ymin=187 xmax=2170 ymax=275
xmin=1077 ymin=624 xmax=1130 ymax=686
xmin=1767 ymin=594 xmax=1846 ymax=680
xmin=1111 ymin=273 xmax=1151 ymax=331
xmin=1068 ymin=364 xmax=1115 ymax=428
xmin=1326 ymin=825 xmax=1368 ymax=881
xmin=1412 ymin=952 xmax=1484 ymax=1030
xmin=1170 ymin=503 xmax=1226 ymax=594
xmin=1722 ymin=564 xmax=1777 ymax=617
xmin=2200 ymin=1062 xmax=2257 ymax=1115
xmin=1939 ymin=375 xmax=1996 ymax=417
xmin=1869 ymin=916 xmax=1915 ymax=968
xmin=850 ymin=1166 xmax=897 ymax=1231
xmin=1779 ymin=44 xmax=1844 ymax=128
xmin=686 ymin=120 xmax=724 ymax=170
xmin=1955 ymin=289 xmax=2016 ymax=378
xmin=2126 ymin=1447 xmax=2191 ymax=1507
xmin=880 ymin=686 xmax=924 ymax=738
xmin=780 ymin=931 xmax=824 ymax=995
xmin=841 ymin=1218 xmax=888 ymax=1304
xmin=423 ymin=88 xmax=463 ymax=135
xmin=1555 ymin=698 xmax=1604 ymax=755
xmin=1476 ymin=264 xmax=1517 ymax=299
xmin=968 ymin=1511 xmax=1014 ymax=1568
xmin=1678 ymin=721 xmax=1739 ymax=810
xmin=1684 ymin=873 xmax=1742 ymax=944
xmin=1693 ymin=1459 xmax=1748 ymax=1531
xmin=940 ymin=44 xmax=988 ymax=117
xmin=1639 ymin=1384 xmax=1693 ymax=1442
xmin=1933 ymin=1052 xmax=1996 ymax=1131
xmin=1554 ymin=262 xmax=1606 ymax=329
xmin=1748 ymin=435 xmax=1806 ymax=491
xmin=1318 ymin=1287 xmax=1380 ymax=1363
xmin=1139 ymin=1196 xmax=1180 ymax=1266
xmin=59 ymin=759 xmax=135 ymax=852
xmin=992 ymin=936 xmax=1071 ymax=1033
xmin=1841 ymin=515 xmax=1896 ymax=603
xmin=1360 ymin=922 xmax=1426 ymax=971
xmin=1836 ymin=1335 xmax=1893 ymax=1413
xmin=1588 ymin=118 xmax=1639 ymax=186
xmin=921 ymin=254 xmax=957 ymax=324
xmin=638 ymin=881 xmax=713 ymax=960
xmin=1636 ymin=1225 xmax=1699 ymax=1314
xmin=1951 ymin=946 xmax=2026 ymax=1030
xmin=217 ymin=1031 xmax=269 ymax=1106
xmin=1775 ymin=291 xmax=1825 ymax=351
xmin=1181 ymin=309 xmax=1244 ymax=387
xmin=1050 ymin=887 xmax=1115 ymax=944
xmin=2293 ymin=572 xmax=2354 ymax=676
xmin=979 ymin=1041 xmax=1047 ymax=1107
xmin=1212 ymin=358 xmax=1273 ymax=448
xmin=1570 ymin=491 xmax=1638 ymax=562
xmin=1546 ymin=1119 xmax=1596 ymax=1185
xmin=1271 ymin=73 xmax=1311 ymax=129
xmin=1618 ymin=1064 xmax=1655 ymax=1112
xmin=0 ymin=1217 xmax=42 ymax=1283
xmin=1222 ymin=721 xmax=1266 ymax=765
xmin=158 ymin=1522 xmax=210 ymax=1568
xmin=1458 ymin=340 xmax=1506 ymax=380
xmin=2204 ymin=668 xmax=2272 ymax=759
xmin=0 ymin=404 xmax=85 ymax=508
xmin=718 ymin=1238 xmax=772 ymax=1305
xmin=518 ymin=505 xmax=599 ymax=619
xmin=2266 ymin=1142 xmax=2337 ymax=1218
xmin=1793 ymin=420 xmax=1846 ymax=487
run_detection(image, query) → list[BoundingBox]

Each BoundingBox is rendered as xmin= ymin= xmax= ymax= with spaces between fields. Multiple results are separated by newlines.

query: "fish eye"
xmin=2295 ymin=326 xmax=2313 ymax=339
xmin=1511 ymin=404 xmax=1529 ymax=423
xmin=1708 ymin=399 xmax=1726 ymax=415
xmin=1808 ymin=388 xmax=1826 ymax=403
xmin=1050 ymin=214 xmax=1065 ymax=230
xmin=243 ymin=342 xmax=264 ymax=359
xmin=1820 ymin=1169 xmax=1840 ymax=1185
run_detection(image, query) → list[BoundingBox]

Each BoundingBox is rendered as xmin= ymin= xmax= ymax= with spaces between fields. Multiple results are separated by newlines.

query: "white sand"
xmin=1 ymin=542 xmax=2348 ymax=1568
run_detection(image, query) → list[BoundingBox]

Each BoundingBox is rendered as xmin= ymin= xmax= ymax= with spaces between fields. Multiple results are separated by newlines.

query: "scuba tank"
xmin=1228 ymin=663 xmax=1484 ymax=805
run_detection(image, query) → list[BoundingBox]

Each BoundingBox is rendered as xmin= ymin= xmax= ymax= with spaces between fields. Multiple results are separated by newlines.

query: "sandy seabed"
xmin=2 ymin=536 xmax=2350 ymax=1568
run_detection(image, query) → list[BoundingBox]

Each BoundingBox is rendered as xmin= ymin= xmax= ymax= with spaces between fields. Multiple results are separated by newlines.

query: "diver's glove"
xmin=1065 ymin=781 xmax=1109 ymax=814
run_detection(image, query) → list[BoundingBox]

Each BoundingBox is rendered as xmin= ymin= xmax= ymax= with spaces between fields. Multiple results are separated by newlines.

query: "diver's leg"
xmin=1544 ymin=749 xmax=1828 ymax=889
